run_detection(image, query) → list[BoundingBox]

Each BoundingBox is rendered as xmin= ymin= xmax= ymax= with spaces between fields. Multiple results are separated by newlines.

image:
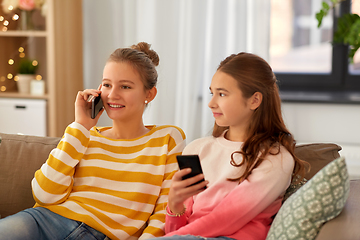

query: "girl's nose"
xmin=208 ymin=96 xmax=216 ymax=109
xmin=108 ymin=88 xmax=119 ymax=99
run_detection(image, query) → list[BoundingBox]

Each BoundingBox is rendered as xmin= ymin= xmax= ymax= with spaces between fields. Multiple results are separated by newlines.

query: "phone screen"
xmin=176 ymin=155 xmax=206 ymax=188
xmin=90 ymin=94 xmax=104 ymax=119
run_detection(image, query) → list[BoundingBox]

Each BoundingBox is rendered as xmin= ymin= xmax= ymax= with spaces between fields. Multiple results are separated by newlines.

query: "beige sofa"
xmin=0 ymin=132 xmax=359 ymax=239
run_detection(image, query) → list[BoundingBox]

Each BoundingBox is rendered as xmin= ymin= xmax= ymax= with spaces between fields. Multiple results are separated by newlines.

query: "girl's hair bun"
xmin=131 ymin=42 xmax=160 ymax=66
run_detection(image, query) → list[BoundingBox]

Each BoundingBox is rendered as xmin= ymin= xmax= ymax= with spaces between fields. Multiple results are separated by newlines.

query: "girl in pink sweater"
xmin=150 ymin=52 xmax=307 ymax=240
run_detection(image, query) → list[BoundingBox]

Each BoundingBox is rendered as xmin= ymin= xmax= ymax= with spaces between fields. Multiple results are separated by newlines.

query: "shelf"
xmin=0 ymin=30 xmax=47 ymax=37
xmin=0 ymin=92 xmax=48 ymax=100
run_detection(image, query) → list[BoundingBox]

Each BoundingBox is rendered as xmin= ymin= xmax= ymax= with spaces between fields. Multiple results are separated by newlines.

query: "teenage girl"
xmin=151 ymin=52 xmax=307 ymax=240
xmin=0 ymin=42 xmax=186 ymax=240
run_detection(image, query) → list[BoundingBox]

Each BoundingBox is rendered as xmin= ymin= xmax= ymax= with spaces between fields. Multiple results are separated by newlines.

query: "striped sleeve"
xmin=140 ymin=126 xmax=186 ymax=239
xmin=32 ymin=122 xmax=90 ymax=205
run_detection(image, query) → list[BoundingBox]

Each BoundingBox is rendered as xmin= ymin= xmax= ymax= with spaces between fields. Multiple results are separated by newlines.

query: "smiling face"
xmin=208 ymin=70 xmax=256 ymax=140
xmin=101 ymin=61 xmax=152 ymax=123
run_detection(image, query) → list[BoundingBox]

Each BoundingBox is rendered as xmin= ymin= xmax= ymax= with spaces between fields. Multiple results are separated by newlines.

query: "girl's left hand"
xmin=167 ymin=168 xmax=208 ymax=214
xmin=75 ymin=86 xmax=104 ymax=130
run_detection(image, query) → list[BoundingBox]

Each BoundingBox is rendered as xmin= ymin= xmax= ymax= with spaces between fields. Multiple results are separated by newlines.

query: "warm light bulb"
xmin=3 ymin=20 xmax=9 ymax=26
xmin=36 ymin=75 xmax=42 ymax=80
xmin=18 ymin=47 xmax=24 ymax=53
xmin=32 ymin=60 xmax=38 ymax=66
xmin=8 ymin=59 xmax=14 ymax=65
xmin=14 ymin=76 xmax=19 ymax=81
xmin=0 ymin=16 xmax=4 ymax=21
xmin=0 ymin=86 xmax=6 ymax=92
xmin=7 ymin=73 xmax=13 ymax=79
xmin=8 ymin=5 xmax=14 ymax=11
xmin=0 ymin=76 xmax=5 ymax=82
xmin=19 ymin=52 xmax=25 ymax=58
xmin=12 ymin=14 xmax=19 ymax=21
xmin=2 ymin=26 xmax=7 ymax=32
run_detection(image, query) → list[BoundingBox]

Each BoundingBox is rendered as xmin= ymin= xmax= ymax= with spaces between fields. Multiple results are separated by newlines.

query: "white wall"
xmin=282 ymin=102 xmax=360 ymax=179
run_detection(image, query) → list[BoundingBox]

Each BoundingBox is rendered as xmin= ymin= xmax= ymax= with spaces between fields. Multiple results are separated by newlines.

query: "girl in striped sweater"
xmin=0 ymin=42 xmax=186 ymax=240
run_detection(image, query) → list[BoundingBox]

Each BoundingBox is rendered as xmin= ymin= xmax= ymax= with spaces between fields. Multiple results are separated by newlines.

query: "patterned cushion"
xmin=266 ymin=157 xmax=350 ymax=240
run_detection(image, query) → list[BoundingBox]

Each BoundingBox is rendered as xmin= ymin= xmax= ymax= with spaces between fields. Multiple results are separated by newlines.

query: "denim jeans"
xmin=0 ymin=207 xmax=109 ymax=240
xmin=149 ymin=235 xmax=235 ymax=240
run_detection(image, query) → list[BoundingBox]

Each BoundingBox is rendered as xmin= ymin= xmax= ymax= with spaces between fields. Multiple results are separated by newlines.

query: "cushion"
xmin=295 ymin=143 xmax=342 ymax=180
xmin=266 ymin=157 xmax=350 ymax=240
xmin=0 ymin=133 xmax=60 ymax=218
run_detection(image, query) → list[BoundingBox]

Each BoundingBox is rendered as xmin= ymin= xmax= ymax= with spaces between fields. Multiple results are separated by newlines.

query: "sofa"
xmin=0 ymin=132 xmax=359 ymax=239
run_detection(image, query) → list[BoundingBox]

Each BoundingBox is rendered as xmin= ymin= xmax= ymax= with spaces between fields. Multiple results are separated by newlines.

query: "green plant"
xmin=17 ymin=58 xmax=39 ymax=74
xmin=316 ymin=0 xmax=360 ymax=63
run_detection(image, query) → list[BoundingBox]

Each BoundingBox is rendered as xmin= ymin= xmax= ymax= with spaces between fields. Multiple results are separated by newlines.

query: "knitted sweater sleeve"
xmin=165 ymin=150 xmax=294 ymax=237
xmin=32 ymin=122 xmax=90 ymax=205
xmin=139 ymin=127 xmax=186 ymax=239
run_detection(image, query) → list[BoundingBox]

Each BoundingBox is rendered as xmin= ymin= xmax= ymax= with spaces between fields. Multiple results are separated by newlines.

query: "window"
xmin=269 ymin=0 xmax=360 ymax=103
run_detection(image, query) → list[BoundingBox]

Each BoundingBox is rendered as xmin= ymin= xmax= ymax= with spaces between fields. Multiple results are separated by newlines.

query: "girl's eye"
xmin=103 ymin=83 xmax=110 ymax=88
xmin=219 ymin=93 xmax=225 ymax=97
xmin=122 ymin=85 xmax=131 ymax=89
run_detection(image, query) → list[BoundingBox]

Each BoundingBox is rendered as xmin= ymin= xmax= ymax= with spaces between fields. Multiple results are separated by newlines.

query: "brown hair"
xmin=107 ymin=42 xmax=159 ymax=90
xmin=213 ymin=52 xmax=308 ymax=183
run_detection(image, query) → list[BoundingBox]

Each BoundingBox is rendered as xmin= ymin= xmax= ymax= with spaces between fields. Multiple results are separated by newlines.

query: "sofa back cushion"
xmin=0 ymin=133 xmax=60 ymax=218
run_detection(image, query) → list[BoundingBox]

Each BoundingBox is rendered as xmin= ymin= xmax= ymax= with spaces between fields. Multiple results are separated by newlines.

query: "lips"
xmin=108 ymin=103 xmax=125 ymax=108
xmin=212 ymin=112 xmax=222 ymax=117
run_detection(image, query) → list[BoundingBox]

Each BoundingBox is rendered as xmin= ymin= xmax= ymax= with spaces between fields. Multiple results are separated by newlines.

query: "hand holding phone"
xmin=88 ymin=94 xmax=104 ymax=119
xmin=176 ymin=155 xmax=206 ymax=188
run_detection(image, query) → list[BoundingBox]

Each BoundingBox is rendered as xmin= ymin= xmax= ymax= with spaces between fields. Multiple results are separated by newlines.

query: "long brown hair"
xmin=213 ymin=52 xmax=308 ymax=183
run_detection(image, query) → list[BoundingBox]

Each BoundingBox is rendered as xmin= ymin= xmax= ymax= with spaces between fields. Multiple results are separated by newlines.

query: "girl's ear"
xmin=146 ymin=87 xmax=157 ymax=103
xmin=250 ymin=92 xmax=262 ymax=110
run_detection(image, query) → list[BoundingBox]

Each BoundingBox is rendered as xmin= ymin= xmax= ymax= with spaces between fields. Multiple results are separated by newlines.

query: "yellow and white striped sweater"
xmin=32 ymin=122 xmax=186 ymax=240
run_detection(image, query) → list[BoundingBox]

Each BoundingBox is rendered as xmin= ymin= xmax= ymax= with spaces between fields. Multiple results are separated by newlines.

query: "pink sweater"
xmin=165 ymin=134 xmax=294 ymax=240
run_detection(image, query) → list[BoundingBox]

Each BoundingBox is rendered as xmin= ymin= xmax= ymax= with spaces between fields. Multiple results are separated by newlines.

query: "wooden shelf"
xmin=0 ymin=0 xmax=83 ymax=137
xmin=0 ymin=92 xmax=48 ymax=100
xmin=0 ymin=30 xmax=48 ymax=37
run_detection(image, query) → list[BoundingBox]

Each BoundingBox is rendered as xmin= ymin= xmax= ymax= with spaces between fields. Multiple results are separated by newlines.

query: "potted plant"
xmin=16 ymin=58 xmax=39 ymax=94
xmin=316 ymin=0 xmax=360 ymax=63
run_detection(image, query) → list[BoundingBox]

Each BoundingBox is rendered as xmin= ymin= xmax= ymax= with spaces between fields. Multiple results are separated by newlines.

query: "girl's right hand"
xmin=167 ymin=168 xmax=208 ymax=214
xmin=75 ymin=88 xmax=104 ymax=130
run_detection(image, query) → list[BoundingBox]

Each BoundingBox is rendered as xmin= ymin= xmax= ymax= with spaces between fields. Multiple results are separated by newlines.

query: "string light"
xmin=19 ymin=47 xmax=24 ymax=53
xmin=8 ymin=59 xmax=14 ymax=65
xmin=0 ymin=16 xmax=4 ymax=21
xmin=3 ymin=20 xmax=9 ymax=26
xmin=36 ymin=75 xmax=42 ymax=80
xmin=0 ymin=86 xmax=6 ymax=92
xmin=2 ymin=26 xmax=7 ymax=32
xmin=8 ymin=5 xmax=14 ymax=11
xmin=19 ymin=52 xmax=25 ymax=58
xmin=7 ymin=73 xmax=13 ymax=79
xmin=32 ymin=60 xmax=38 ymax=66
xmin=14 ymin=76 xmax=19 ymax=81
xmin=0 ymin=76 xmax=5 ymax=82
xmin=12 ymin=14 xmax=19 ymax=21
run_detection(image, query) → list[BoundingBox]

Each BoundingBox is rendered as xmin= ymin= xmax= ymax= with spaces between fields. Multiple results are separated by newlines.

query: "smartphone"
xmin=88 ymin=94 xmax=104 ymax=119
xmin=176 ymin=155 xmax=206 ymax=188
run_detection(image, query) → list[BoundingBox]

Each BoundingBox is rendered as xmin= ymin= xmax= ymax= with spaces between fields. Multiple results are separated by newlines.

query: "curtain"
xmin=83 ymin=0 xmax=270 ymax=142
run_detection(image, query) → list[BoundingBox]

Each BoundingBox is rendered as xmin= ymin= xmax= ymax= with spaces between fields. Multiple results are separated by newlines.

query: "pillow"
xmin=295 ymin=143 xmax=341 ymax=180
xmin=266 ymin=157 xmax=350 ymax=240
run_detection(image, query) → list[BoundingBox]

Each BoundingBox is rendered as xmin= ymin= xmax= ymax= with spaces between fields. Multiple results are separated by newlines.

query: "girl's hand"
xmin=75 ymin=87 xmax=104 ymax=130
xmin=168 ymin=168 xmax=208 ymax=214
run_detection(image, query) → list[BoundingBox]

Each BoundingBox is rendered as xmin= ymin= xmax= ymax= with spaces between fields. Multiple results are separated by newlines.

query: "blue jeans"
xmin=0 ymin=207 xmax=109 ymax=240
xmin=149 ymin=235 xmax=235 ymax=240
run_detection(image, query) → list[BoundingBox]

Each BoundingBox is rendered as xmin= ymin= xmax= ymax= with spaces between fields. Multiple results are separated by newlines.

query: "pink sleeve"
xmin=165 ymin=153 xmax=293 ymax=237
xmin=165 ymin=197 xmax=194 ymax=233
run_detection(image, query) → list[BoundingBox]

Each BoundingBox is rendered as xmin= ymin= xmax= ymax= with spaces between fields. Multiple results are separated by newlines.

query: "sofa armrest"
xmin=315 ymin=179 xmax=360 ymax=240
xmin=0 ymin=133 xmax=60 ymax=218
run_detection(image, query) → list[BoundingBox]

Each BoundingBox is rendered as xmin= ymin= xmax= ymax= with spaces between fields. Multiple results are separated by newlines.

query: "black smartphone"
xmin=176 ymin=155 xmax=206 ymax=188
xmin=88 ymin=94 xmax=104 ymax=119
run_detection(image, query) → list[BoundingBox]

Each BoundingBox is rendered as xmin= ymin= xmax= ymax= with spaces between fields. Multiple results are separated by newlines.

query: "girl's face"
xmin=101 ymin=61 xmax=151 ymax=122
xmin=208 ymin=70 xmax=254 ymax=135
